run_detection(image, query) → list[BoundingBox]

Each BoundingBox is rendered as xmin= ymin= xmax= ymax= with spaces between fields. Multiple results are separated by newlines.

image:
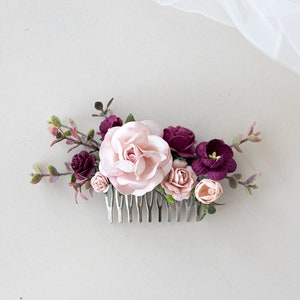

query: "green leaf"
xmin=207 ymin=205 xmax=216 ymax=215
xmin=33 ymin=164 xmax=42 ymax=174
xmin=87 ymin=129 xmax=94 ymax=141
xmin=125 ymin=113 xmax=135 ymax=123
xmin=50 ymin=115 xmax=61 ymax=127
xmin=30 ymin=173 xmax=42 ymax=184
xmin=233 ymin=173 xmax=242 ymax=180
xmin=106 ymin=98 xmax=114 ymax=109
xmin=70 ymin=173 xmax=76 ymax=183
xmin=47 ymin=165 xmax=59 ymax=176
xmin=93 ymin=151 xmax=100 ymax=161
xmin=64 ymin=130 xmax=71 ymax=137
xmin=94 ymin=101 xmax=103 ymax=111
xmin=165 ymin=194 xmax=175 ymax=204
xmin=232 ymin=136 xmax=242 ymax=147
xmin=172 ymin=153 xmax=186 ymax=161
xmin=228 ymin=176 xmax=238 ymax=189
xmin=154 ymin=184 xmax=164 ymax=194
xmin=56 ymin=131 xmax=63 ymax=139
xmin=245 ymin=186 xmax=253 ymax=196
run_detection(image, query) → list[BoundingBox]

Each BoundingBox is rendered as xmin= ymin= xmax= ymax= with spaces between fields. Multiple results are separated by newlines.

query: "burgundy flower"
xmin=98 ymin=115 xmax=123 ymax=140
xmin=163 ymin=126 xmax=196 ymax=158
xmin=192 ymin=139 xmax=237 ymax=180
xmin=71 ymin=150 xmax=95 ymax=180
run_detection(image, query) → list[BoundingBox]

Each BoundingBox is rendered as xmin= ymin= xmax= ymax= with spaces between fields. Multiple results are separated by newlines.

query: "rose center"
xmin=124 ymin=145 xmax=141 ymax=164
xmin=177 ymin=169 xmax=187 ymax=185
xmin=208 ymin=151 xmax=221 ymax=161
xmin=208 ymin=188 xmax=215 ymax=195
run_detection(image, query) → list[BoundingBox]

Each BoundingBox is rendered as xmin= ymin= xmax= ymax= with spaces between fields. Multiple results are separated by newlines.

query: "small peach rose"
xmin=91 ymin=172 xmax=109 ymax=193
xmin=161 ymin=159 xmax=197 ymax=201
xmin=195 ymin=179 xmax=223 ymax=204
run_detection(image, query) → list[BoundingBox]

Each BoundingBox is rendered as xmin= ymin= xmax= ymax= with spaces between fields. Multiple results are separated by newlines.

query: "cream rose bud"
xmin=91 ymin=172 xmax=109 ymax=193
xmin=161 ymin=159 xmax=197 ymax=201
xmin=195 ymin=179 xmax=223 ymax=204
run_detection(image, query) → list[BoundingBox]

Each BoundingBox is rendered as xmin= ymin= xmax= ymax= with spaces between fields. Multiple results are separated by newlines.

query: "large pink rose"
xmin=161 ymin=159 xmax=197 ymax=201
xmin=99 ymin=120 xmax=172 ymax=196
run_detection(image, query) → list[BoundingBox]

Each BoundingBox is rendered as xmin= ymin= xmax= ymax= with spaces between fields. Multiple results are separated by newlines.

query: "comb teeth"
xmin=104 ymin=186 xmax=204 ymax=223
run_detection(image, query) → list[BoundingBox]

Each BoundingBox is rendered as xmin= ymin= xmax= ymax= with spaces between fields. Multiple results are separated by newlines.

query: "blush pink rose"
xmin=195 ymin=179 xmax=223 ymax=204
xmin=161 ymin=159 xmax=197 ymax=201
xmin=91 ymin=172 xmax=109 ymax=193
xmin=99 ymin=120 xmax=172 ymax=196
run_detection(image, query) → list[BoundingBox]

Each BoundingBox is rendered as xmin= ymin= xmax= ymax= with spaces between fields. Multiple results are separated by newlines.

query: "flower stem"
xmin=61 ymin=124 xmax=100 ymax=148
xmin=64 ymin=136 xmax=99 ymax=151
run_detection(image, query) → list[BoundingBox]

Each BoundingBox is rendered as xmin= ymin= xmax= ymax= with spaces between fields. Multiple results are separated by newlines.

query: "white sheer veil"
xmin=155 ymin=0 xmax=300 ymax=75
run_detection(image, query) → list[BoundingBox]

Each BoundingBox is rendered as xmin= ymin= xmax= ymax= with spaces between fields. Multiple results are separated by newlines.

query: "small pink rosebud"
xmin=48 ymin=125 xmax=58 ymax=136
xmin=248 ymin=134 xmax=262 ymax=143
xmin=91 ymin=172 xmax=109 ymax=193
xmin=195 ymin=179 xmax=223 ymax=204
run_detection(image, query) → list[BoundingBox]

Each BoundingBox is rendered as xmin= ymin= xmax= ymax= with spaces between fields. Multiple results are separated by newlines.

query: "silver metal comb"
xmin=104 ymin=186 xmax=205 ymax=223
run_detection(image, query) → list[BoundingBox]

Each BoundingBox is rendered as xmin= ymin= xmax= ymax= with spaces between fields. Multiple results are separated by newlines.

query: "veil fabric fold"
xmin=155 ymin=0 xmax=300 ymax=74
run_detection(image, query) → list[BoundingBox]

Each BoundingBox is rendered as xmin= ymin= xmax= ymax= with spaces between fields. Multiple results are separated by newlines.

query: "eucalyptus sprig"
xmin=92 ymin=98 xmax=114 ymax=118
xmin=30 ymin=164 xmax=73 ymax=184
xmin=231 ymin=122 xmax=262 ymax=152
xmin=227 ymin=173 xmax=261 ymax=195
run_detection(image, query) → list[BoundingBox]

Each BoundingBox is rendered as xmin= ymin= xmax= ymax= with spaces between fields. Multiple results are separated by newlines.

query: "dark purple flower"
xmin=163 ymin=126 xmax=196 ymax=158
xmin=192 ymin=139 xmax=237 ymax=180
xmin=98 ymin=115 xmax=123 ymax=140
xmin=71 ymin=150 xmax=95 ymax=180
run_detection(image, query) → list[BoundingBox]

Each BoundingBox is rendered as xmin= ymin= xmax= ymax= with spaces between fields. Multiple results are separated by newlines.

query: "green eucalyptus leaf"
xmin=106 ymin=98 xmax=114 ymax=109
xmin=87 ymin=129 xmax=94 ymax=141
xmin=30 ymin=173 xmax=42 ymax=184
xmin=48 ymin=165 xmax=59 ymax=176
xmin=56 ymin=131 xmax=63 ymax=139
xmin=154 ymin=184 xmax=164 ymax=194
xmin=33 ymin=164 xmax=42 ymax=174
xmin=70 ymin=173 xmax=76 ymax=183
xmin=246 ymin=186 xmax=253 ymax=196
xmin=50 ymin=115 xmax=61 ymax=127
xmin=172 ymin=153 xmax=186 ymax=161
xmin=165 ymin=194 xmax=175 ymax=204
xmin=233 ymin=173 xmax=242 ymax=180
xmin=232 ymin=136 xmax=242 ymax=146
xmin=228 ymin=176 xmax=238 ymax=189
xmin=125 ymin=113 xmax=135 ymax=123
xmin=207 ymin=205 xmax=216 ymax=215
xmin=94 ymin=101 xmax=103 ymax=111
xmin=93 ymin=151 xmax=100 ymax=161
xmin=64 ymin=130 xmax=71 ymax=137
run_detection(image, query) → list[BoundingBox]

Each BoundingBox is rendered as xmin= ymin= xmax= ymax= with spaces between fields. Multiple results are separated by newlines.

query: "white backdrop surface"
xmin=1 ymin=1 xmax=300 ymax=299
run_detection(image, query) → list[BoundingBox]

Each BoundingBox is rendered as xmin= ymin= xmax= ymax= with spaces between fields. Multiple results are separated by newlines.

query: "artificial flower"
xmin=91 ymin=172 xmax=109 ymax=193
xmin=99 ymin=120 xmax=172 ymax=196
xmin=192 ymin=139 xmax=237 ymax=180
xmin=98 ymin=114 xmax=123 ymax=140
xmin=161 ymin=159 xmax=197 ymax=201
xmin=163 ymin=125 xmax=196 ymax=158
xmin=195 ymin=179 xmax=223 ymax=204
xmin=71 ymin=150 xmax=95 ymax=180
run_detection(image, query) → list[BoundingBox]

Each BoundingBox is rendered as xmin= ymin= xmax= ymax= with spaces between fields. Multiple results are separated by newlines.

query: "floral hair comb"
xmin=30 ymin=99 xmax=262 ymax=223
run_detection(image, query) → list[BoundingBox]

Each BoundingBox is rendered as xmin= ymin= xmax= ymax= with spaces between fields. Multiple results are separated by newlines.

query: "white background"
xmin=1 ymin=1 xmax=300 ymax=299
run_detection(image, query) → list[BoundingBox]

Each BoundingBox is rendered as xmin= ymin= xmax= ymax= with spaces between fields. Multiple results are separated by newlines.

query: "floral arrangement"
xmin=30 ymin=99 xmax=262 ymax=221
